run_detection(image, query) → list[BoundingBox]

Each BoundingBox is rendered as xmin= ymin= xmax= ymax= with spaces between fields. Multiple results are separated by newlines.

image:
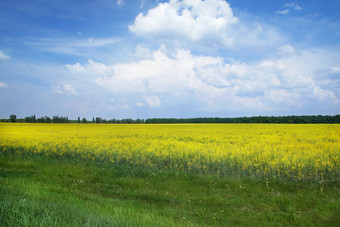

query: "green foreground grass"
xmin=0 ymin=153 xmax=339 ymax=226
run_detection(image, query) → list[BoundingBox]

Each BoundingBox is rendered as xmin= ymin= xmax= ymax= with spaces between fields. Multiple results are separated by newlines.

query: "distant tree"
xmin=45 ymin=116 xmax=52 ymax=123
xmin=35 ymin=116 xmax=51 ymax=123
xmin=53 ymin=115 xmax=69 ymax=123
xmin=25 ymin=115 xmax=37 ymax=123
xmin=108 ymin=118 xmax=116 ymax=124
xmin=16 ymin=114 xmax=340 ymax=124
xmin=16 ymin=118 xmax=24 ymax=123
xmin=25 ymin=116 xmax=33 ymax=123
xmin=9 ymin=114 xmax=16 ymax=123
xmin=96 ymin=117 xmax=102 ymax=124
xmin=37 ymin=117 xmax=46 ymax=123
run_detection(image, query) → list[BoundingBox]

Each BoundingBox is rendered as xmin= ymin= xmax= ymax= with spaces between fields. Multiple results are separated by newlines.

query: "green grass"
xmin=0 ymin=152 xmax=339 ymax=226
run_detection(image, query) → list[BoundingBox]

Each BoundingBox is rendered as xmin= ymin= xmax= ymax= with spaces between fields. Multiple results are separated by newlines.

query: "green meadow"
xmin=1 ymin=152 xmax=339 ymax=226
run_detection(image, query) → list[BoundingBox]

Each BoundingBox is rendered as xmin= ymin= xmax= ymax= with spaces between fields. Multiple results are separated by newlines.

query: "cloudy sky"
xmin=0 ymin=0 xmax=339 ymax=119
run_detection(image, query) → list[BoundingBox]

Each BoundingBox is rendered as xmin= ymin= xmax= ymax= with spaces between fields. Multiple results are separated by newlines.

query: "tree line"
xmin=145 ymin=115 xmax=340 ymax=124
xmin=2 ymin=114 xmax=340 ymax=124
xmin=6 ymin=115 xmax=70 ymax=123
xmin=3 ymin=115 xmax=145 ymax=124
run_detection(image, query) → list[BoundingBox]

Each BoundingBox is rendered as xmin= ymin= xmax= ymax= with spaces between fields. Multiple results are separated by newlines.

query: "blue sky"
xmin=0 ymin=0 xmax=339 ymax=119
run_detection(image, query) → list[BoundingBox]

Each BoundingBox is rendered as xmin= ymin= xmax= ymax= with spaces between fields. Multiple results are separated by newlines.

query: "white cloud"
xmin=95 ymin=47 xmax=207 ymax=94
xmin=268 ymin=89 xmax=301 ymax=106
xmin=284 ymin=2 xmax=302 ymax=10
xmin=0 ymin=50 xmax=11 ymax=60
xmin=27 ymin=37 xmax=121 ymax=58
xmin=52 ymin=83 xmax=78 ymax=96
xmin=0 ymin=82 xmax=8 ymax=88
xmin=129 ymin=0 xmax=238 ymax=47
xmin=136 ymin=102 xmax=144 ymax=107
xmin=117 ymin=0 xmax=124 ymax=6
xmin=129 ymin=0 xmax=284 ymax=52
xmin=65 ymin=62 xmax=85 ymax=73
xmin=66 ymin=59 xmax=114 ymax=76
xmin=312 ymin=85 xmax=338 ymax=102
xmin=68 ymin=45 xmax=339 ymax=113
xmin=276 ymin=9 xmax=290 ymax=15
xmin=278 ymin=44 xmax=296 ymax=55
xmin=276 ymin=2 xmax=301 ymax=15
xmin=145 ymin=95 xmax=160 ymax=107
xmin=134 ymin=45 xmax=152 ymax=59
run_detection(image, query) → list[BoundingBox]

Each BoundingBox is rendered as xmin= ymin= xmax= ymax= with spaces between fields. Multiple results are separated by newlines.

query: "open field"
xmin=1 ymin=123 xmax=339 ymax=181
xmin=0 ymin=123 xmax=339 ymax=226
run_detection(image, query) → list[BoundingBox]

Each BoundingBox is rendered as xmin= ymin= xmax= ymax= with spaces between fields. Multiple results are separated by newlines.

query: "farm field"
xmin=0 ymin=123 xmax=340 ymax=226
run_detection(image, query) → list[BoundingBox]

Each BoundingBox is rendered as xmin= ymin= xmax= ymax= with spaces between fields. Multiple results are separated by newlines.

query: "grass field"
xmin=0 ymin=123 xmax=339 ymax=226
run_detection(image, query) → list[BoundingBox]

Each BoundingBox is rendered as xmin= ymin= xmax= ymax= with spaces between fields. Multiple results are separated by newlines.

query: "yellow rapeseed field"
xmin=0 ymin=123 xmax=339 ymax=181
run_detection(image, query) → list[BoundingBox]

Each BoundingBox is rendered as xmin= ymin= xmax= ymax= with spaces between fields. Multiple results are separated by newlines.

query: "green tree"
xmin=9 ymin=114 xmax=16 ymax=123
xmin=45 ymin=116 xmax=52 ymax=123
xmin=37 ymin=117 xmax=46 ymax=123
xmin=96 ymin=117 xmax=102 ymax=124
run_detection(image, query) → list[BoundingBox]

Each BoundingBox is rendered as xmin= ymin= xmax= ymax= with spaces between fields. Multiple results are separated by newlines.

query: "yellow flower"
xmin=0 ymin=123 xmax=339 ymax=181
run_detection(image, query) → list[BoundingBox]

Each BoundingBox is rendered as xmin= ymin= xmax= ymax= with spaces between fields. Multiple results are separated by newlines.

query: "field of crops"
xmin=0 ymin=123 xmax=339 ymax=182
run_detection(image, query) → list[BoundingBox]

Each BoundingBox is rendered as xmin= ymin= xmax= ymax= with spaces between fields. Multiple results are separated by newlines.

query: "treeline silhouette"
xmin=145 ymin=115 xmax=340 ymax=124
xmin=3 ymin=114 xmax=340 ymax=124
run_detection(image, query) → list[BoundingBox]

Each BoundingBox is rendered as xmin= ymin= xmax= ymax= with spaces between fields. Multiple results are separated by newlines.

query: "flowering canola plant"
xmin=0 ymin=123 xmax=339 ymax=181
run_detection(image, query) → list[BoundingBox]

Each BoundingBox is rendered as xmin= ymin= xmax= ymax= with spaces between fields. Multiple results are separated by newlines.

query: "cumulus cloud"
xmin=129 ymin=0 xmax=284 ymax=52
xmin=66 ymin=59 xmax=113 ymax=76
xmin=268 ymin=89 xmax=301 ymax=107
xmin=129 ymin=0 xmax=238 ymax=47
xmin=91 ymin=46 xmax=339 ymax=112
xmin=145 ymin=95 xmax=160 ymax=107
xmin=52 ymin=83 xmax=78 ymax=96
xmin=0 ymin=50 xmax=11 ymax=60
xmin=278 ymin=44 xmax=296 ymax=55
xmin=0 ymin=82 xmax=8 ymax=88
xmin=95 ymin=47 xmax=214 ymax=96
xmin=134 ymin=45 xmax=152 ymax=59
xmin=312 ymin=85 xmax=337 ymax=102
xmin=65 ymin=62 xmax=85 ymax=73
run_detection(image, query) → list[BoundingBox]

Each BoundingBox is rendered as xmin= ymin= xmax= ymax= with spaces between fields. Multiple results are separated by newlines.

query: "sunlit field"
xmin=1 ymin=123 xmax=340 ymax=226
xmin=1 ymin=123 xmax=339 ymax=182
